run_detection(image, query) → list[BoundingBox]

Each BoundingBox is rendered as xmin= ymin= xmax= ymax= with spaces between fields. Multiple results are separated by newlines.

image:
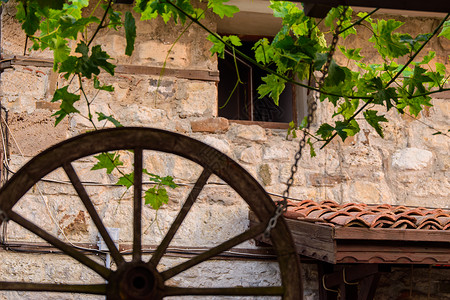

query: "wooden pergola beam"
xmin=290 ymin=0 xmax=450 ymax=17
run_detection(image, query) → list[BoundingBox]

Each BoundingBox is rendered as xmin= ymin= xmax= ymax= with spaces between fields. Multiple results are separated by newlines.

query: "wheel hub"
xmin=107 ymin=262 xmax=163 ymax=300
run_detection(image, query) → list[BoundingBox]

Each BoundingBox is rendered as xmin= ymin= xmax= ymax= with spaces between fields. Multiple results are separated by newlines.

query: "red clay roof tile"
xmin=283 ymin=199 xmax=450 ymax=231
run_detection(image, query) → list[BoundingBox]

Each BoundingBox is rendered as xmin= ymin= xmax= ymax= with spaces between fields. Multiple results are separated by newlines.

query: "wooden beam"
xmin=285 ymin=219 xmax=337 ymax=263
xmin=334 ymin=227 xmax=450 ymax=243
xmin=303 ymin=3 xmax=333 ymax=18
xmin=290 ymin=0 xmax=450 ymax=14
xmin=1 ymin=56 xmax=220 ymax=82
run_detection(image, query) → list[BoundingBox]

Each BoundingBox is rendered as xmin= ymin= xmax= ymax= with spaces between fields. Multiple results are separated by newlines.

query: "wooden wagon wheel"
xmin=0 ymin=127 xmax=301 ymax=299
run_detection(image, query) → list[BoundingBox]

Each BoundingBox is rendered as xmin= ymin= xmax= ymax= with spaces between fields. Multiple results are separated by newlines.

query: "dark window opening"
xmin=218 ymin=40 xmax=296 ymax=124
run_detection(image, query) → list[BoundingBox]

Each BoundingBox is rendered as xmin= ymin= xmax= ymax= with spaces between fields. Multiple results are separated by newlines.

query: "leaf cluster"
xmin=208 ymin=2 xmax=449 ymax=151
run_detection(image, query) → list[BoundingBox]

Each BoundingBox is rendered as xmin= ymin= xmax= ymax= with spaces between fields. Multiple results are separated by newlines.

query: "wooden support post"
xmin=318 ymin=263 xmax=338 ymax=300
xmin=318 ymin=264 xmax=388 ymax=300
xmin=358 ymin=273 xmax=381 ymax=300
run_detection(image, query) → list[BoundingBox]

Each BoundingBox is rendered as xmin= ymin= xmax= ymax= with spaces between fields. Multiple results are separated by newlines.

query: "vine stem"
xmin=78 ymin=74 xmax=98 ymax=130
xmin=154 ymin=12 xmax=200 ymax=104
xmin=338 ymin=8 xmax=379 ymax=35
xmin=219 ymin=47 xmax=244 ymax=110
xmin=87 ymin=0 xmax=113 ymax=47
xmin=320 ymin=12 xmax=450 ymax=150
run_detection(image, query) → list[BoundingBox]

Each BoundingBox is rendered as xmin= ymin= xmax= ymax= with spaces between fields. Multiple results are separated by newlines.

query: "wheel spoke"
xmin=162 ymin=222 xmax=266 ymax=280
xmin=149 ymin=169 xmax=212 ymax=266
xmin=164 ymin=286 xmax=284 ymax=296
xmin=133 ymin=148 xmax=143 ymax=262
xmin=63 ymin=162 xmax=125 ymax=267
xmin=0 ymin=282 xmax=107 ymax=295
xmin=7 ymin=210 xmax=111 ymax=279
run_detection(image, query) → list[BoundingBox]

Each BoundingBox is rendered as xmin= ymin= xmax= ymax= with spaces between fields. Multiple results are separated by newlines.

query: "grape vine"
xmin=6 ymin=0 xmax=450 ymax=208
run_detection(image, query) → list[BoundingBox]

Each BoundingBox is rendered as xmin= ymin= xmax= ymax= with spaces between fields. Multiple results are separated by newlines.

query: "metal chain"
xmin=264 ymin=6 xmax=349 ymax=238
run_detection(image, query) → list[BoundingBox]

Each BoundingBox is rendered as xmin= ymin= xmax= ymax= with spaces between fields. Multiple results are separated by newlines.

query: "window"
xmin=217 ymin=39 xmax=307 ymax=127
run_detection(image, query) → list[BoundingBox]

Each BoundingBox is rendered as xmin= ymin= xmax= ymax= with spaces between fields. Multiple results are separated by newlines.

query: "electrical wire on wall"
xmin=0 ymin=104 xmax=9 ymax=187
xmin=0 ymin=118 xmax=281 ymax=262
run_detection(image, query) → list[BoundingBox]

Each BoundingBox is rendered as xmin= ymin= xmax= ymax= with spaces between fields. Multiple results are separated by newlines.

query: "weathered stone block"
xmin=191 ymin=117 xmax=229 ymax=133
xmin=177 ymin=81 xmax=217 ymax=117
xmin=1 ymin=68 xmax=47 ymax=98
xmin=8 ymin=112 xmax=69 ymax=156
xmin=227 ymin=124 xmax=267 ymax=143
xmin=238 ymin=145 xmax=262 ymax=164
xmin=263 ymin=143 xmax=295 ymax=161
xmin=137 ymin=40 xmax=189 ymax=67
xmin=199 ymin=135 xmax=232 ymax=156
xmin=392 ymin=147 xmax=433 ymax=170
xmin=307 ymin=173 xmax=348 ymax=187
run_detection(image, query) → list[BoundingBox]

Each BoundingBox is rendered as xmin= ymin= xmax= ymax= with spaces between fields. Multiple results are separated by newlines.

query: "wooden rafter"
xmin=290 ymin=0 xmax=450 ymax=17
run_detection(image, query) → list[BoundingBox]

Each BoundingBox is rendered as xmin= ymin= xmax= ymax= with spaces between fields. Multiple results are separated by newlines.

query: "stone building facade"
xmin=0 ymin=0 xmax=448 ymax=299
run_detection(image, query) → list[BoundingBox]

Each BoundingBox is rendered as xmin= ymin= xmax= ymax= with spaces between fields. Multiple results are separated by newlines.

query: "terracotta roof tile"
xmin=283 ymin=199 xmax=450 ymax=231
xmin=391 ymin=219 xmax=417 ymax=229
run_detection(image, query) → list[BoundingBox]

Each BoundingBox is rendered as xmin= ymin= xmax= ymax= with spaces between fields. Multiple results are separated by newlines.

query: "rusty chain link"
xmin=264 ymin=6 xmax=349 ymax=238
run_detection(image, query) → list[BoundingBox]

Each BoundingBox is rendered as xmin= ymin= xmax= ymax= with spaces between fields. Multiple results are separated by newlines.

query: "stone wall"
xmin=0 ymin=2 xmax=449 ymax=299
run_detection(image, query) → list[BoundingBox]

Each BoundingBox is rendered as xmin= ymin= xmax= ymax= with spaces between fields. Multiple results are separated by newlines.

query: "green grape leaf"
xmin=70 ymin=0 xmax=89 ymax=8
xmin=91 ymin=152 xmax=123 ymax=174
xmin=207 ymin=34 xmax=225 ymax=58
xmin=20 ymin=1 xmax=40 ymax=36
xmin=316 ymin=123 xmax=334 ymax=139
xmin=367 ymin=77 xmax=398 ymax=110
xmin=270 ymin=1 xmax=298 ymax=21
xmin=369 ymin=19 xmax=409 ymax=58
xmin=438 ymin=20 xmax=450 ymax=39
xmin=96 ymin=112 xmax=123 ymax=127
xmin=299 ymin=116 xmax=308 ymax=129
xmin=397 ymin=92 xmax=432 ymax=116
xmin=208 ymin=0 xmax=239 ymax=18
xmin=108 ymin=10 xmax=122 ymax=30
xmin=287 ymin=121 xmax=297 ymax=139
xmin=417 ymin=51 xmax=435 ymax=65
xmin=136 ymin=0 xmax=158 ymax=20
xmin=253 ymin=38 xmax=274 ymax=65
xmin=373 ymin=87 xmax=398 ymax=111
xmin=60 ymin=16 xmax=100 ymax=40
xmin=51 ymin=86 xmax=80 ymax=125
xmin=224 ymin=35 xmax=242 ymax=47
xmin=307 ymin=138 xmax=316 ymax=158
xmin=93 ymin=77 xmax=114 ymax=92
xmin=145 ymin=187 xmax=169 ymax=210
xmin=338 ymin=46 xmax=363 ymax=61
xmin=399 ymin=33 xmax=431 ymax=51
xmin=326 ymin=60 xmax=346 ymax=85
xmin=363 ymin=110 xmax=388 ymax=138
xmin=75 ymin=42 xmax=116 ymax=78
xmin=124 ymin=11 xmax=136 ymax=56
xmin=333 ymin=99 xmax=359 ymax=119
xmin=59 ymin=56 xmax=78 ymax=79
xmin=159 ymin=175 xmax=178 ymax=189
xmin=137 ymin=0 xmax=150 ymax=12
xmin=53 ymin=36 xmax=71 ymax=63
xmin=346 ymin=119 xmax=360 ymax=137
xmin=91 ymin=45 xmax=116 ymax=75
xmin=116 ymin=172 xmax=134 ymax=188
xmin=257 ymin=74 xmax=286 ymax=106
xmin=403 ymin=66 xmax=433 ymax=95
xmin=334 ymin=121 xmax=349 ymax=141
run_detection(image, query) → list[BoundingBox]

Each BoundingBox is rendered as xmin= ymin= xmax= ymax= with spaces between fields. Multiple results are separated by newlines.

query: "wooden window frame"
xmin=217 ymin=35 xmax=303 ymax=129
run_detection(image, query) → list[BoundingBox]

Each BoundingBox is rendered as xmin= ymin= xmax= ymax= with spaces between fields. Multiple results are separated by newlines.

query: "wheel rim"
xmin=0 ymin=127 xmax=302 ymax=299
